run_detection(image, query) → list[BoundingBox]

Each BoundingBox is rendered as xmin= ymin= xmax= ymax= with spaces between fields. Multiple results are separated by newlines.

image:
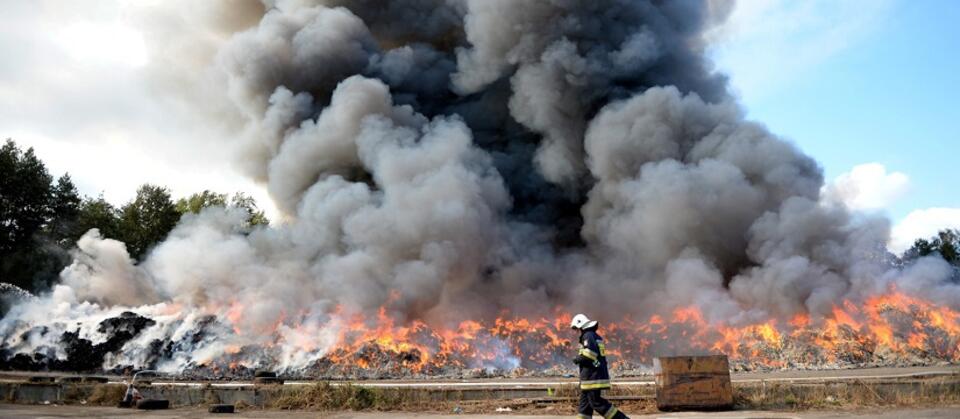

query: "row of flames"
xmin=204 ymin=288 xmax=960 ymax=375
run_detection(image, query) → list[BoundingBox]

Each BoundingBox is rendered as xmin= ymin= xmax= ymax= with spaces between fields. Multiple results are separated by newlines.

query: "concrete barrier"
xmin=1 ymin=368 xmax=956 ymax=409
xmin=0 ymin=380 xmax=561 ymax=407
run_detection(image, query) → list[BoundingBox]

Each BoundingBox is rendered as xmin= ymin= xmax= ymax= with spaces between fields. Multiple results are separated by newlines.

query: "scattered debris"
xmin=209 ymin=403 xmax=236 ymax=413
xmin=136 ymin=399 xmax=171 ymax=410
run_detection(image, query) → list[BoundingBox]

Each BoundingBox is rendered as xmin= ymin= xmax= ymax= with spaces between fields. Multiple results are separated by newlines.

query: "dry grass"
xmin=85 ymin=384 xmax=126 ymax=405
xmin=734 ymin=378 xmax=960 ymax=410
xmin=234 ymin=399 xmax=253 ymax=411
xmin=263 ymin=382 xmax=655 ymax=414
xmin=200 ymin=383 xmax=222 ymax=405
xmin=268 ymin=383 xmax=435 ymax=411
xmin=548 ymin=382 xmax=655 ymax=398
xmin=61 ymin=383 xmax=85 ymax=401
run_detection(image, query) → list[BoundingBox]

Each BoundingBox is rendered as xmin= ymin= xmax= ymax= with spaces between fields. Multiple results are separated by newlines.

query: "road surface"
xmin=2 ymin=404 xmax=960 ymax=418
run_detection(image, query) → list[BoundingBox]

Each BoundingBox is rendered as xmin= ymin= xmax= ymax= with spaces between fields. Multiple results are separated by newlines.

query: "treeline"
xmin=903 ymin=229 xmax=959 ymax=266
xmin=0 ymin=139 xmax=267 ymax=293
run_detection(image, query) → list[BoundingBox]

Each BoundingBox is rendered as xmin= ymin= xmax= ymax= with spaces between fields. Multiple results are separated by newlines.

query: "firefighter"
xmin=571 ymin=313 xmax=629 ymax=419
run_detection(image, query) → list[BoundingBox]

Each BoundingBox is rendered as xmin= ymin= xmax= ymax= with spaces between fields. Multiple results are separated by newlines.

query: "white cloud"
xmin=890 ymin=208 xmax=960 ymax=254
xmin=819 ymin=164 xmax=957 ymax=256
xmin=822 ymin=163 xmax=909 ymax=211
xmin=708 ymin=0 xmax=894 ymax=104
xmin=0 ymin=0 xmax=277 ymax=221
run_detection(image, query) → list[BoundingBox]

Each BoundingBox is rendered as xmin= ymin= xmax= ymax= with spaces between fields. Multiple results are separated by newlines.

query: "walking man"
xmin=571 ymin=313 xmax=629 ymax=419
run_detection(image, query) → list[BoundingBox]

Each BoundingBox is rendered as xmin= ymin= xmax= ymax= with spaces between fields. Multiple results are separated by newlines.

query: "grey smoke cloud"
xmin=3 ymin=0 xmax=959 ymax=372
xmin=453 ymin=0 xmax=730 ymax=184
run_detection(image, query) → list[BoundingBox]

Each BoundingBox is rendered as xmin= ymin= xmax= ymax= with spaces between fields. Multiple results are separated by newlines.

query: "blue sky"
xmin=710 ymin=0 xmax=959 ymax=250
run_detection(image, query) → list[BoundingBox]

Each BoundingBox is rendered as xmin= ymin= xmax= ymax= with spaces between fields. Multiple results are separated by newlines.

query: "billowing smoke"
xmin=2 ymin=0 xmax=958 ymax=374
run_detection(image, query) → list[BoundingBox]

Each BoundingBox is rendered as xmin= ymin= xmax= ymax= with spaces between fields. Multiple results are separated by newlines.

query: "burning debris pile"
xmin=2 ymin=0 xmax=960 ymax=377
xmin=2 ymin=288 xmax=956 ymax=378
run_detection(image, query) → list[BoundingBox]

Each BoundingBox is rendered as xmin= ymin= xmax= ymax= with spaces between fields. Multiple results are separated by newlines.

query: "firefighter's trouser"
xmin=577 ymin=389 xmax=628 ymax=418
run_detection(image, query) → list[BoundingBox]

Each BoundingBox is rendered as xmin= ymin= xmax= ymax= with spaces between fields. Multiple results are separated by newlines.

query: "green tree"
xmin=176 ymin=190 xmax=268 ymax=227
xmin=903 ymin=229 xmax=960 ymax=266
xmin=0 ymin=139 xmax=53 ymax=254
xmin=74 ymin=195 xmax=121 ymax=240
xmin=0 ymin=139 xmax=272 ymax=291
xmin=936 ymin=229 xmax=959 ymax=264
xmin=230 ymin=192 xmax=269 ymax=227
xmin=0 ymin=139 xmax=58 ymax=290
xmin=908 ymin=238 xmax=935 ymax=258
xmin=175 ymin=190 xmax=227 ymax=215
xmin=46 ymin=174 xmax=82 ymax=246
xmin=119 ymin=184 xmax=181 ymax=260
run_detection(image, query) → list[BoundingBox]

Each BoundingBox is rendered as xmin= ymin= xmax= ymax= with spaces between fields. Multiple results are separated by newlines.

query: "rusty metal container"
xmin=653 ymin=355 xmax=733 ymax=411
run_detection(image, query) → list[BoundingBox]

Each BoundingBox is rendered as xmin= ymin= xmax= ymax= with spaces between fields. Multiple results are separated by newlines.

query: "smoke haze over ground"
xmin=2 ymin=0 xmax=958 ymax=375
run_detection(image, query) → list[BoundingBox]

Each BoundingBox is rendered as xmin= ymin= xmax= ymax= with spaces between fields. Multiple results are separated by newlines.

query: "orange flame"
xmin=196 ymin=287 xmax=960 ymax=374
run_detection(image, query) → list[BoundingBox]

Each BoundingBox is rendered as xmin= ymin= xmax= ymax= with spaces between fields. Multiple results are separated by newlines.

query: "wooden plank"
xmin=654 ymin=355 xmax=730 ymax=374
xmin=653 ymin=355 xmax=733 ymax=411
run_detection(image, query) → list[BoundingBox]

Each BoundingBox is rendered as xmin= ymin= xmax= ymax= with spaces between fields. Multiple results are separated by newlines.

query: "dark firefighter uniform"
xmin=573 ymin=327 xmax=628 ymax=419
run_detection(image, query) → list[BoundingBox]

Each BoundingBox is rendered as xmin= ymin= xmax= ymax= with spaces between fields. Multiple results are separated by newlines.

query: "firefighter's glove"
xmin=571 ymin=357 xmax=581 ymax=366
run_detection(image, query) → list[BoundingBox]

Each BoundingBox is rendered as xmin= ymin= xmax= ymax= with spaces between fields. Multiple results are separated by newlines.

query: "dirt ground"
xmin=3 ymin=404 xmax=960 ymax=418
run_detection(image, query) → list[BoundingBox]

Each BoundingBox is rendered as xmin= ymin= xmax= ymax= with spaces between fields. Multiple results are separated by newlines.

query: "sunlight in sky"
xmin=54 ymin=22 xmax=148 ymax=68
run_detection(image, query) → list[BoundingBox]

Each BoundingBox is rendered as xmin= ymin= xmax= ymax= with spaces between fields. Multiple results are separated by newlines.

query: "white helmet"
xmin=570 ymin=313 xmax=598 ymax=330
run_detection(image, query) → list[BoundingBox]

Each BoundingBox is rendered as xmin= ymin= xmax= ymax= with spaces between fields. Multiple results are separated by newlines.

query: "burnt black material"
xmin=208 ymin=404 xmax=236 ymax=413
xmin=0 ymin=311 xmax=155 ymax=372
xmin=136 ymin=399 xmax=170 ymax=410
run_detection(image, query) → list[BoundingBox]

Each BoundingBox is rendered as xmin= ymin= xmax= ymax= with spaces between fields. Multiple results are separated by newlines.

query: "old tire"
xmin=136 ymin=399 xmax=170 ymax=410
xmin=208 ymin=404 xmax=235 ymax=413
xmin=253 ymin=370 xmax=276 ymax=378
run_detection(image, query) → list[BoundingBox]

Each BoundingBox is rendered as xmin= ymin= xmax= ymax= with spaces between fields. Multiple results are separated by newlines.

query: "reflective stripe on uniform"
xmin=577 ymin=414 xmax=591 ymax=419
xmin=603 ymin=405 xmax=619 ymax=419
xmin=580 ymin=379 xmax=611 ymax=389
xmin=579 ymin=347 xmax=599 ymax=361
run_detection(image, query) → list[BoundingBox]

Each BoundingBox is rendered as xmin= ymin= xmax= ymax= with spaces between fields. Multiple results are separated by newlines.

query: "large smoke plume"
xmin=2 ymin=0 xmax=958 ymax=374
